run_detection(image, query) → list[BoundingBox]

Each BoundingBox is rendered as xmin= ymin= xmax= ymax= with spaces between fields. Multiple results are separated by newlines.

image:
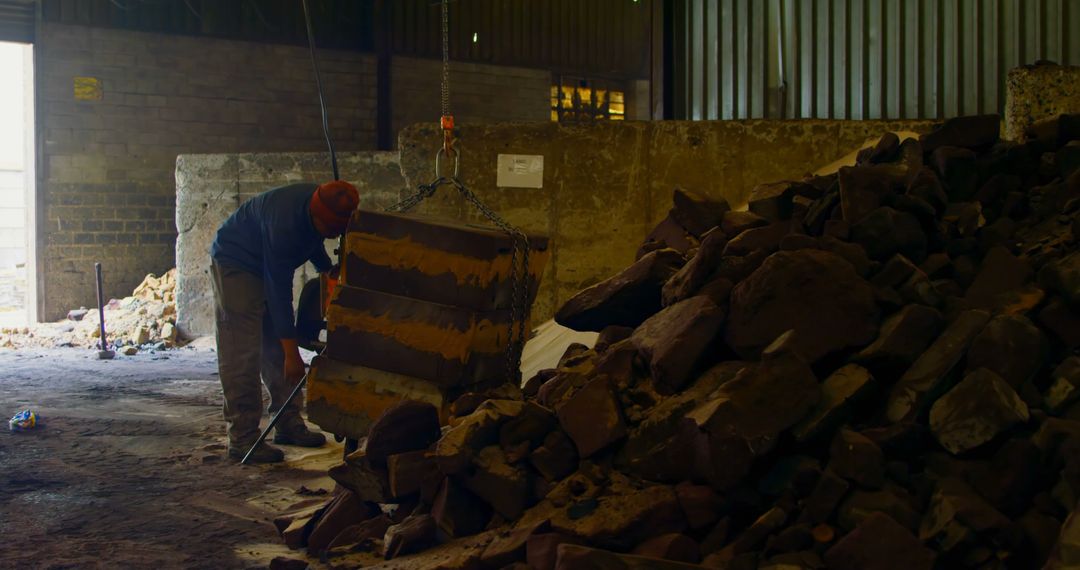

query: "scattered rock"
xmin=555 ymin=249 xmax=684 ymax=332
xmin=365 ymin=400 xmax=442 ymax=468
xmin=793 ymin=364 xmax=876 ymax=443
xmin=965 ymin=314 xmax=1047 ymax=388
xmin=556 ymin=377 xmax=627 ymax=458
xmin=725 ymin=250 xmax=879 ymax=362
xmin=824 ymin=512 xmax=935 ymax=570
xmin=886 ymin=309 xmax=990 ymax=423
xmin=929 ymin=368 xmax=1030 ymax=455
xmin=632 ymin=295 xmax=725 ymax=392
xmin=671 ymin=187 xmax=730 ymax=237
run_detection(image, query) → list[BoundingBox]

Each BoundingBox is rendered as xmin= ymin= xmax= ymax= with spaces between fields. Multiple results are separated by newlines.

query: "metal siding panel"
xmin=850 ymin=0 xmax=865 ymax=119
xmin=751 ymin=0 xmax=766 ymax=118
xmin=960 ymin=0 xmax=978 ymax=115
xmin=816 ymin=0 xmax=831 ymax=118
xmin=983 ymin=0 xmax=999 ymax=114
xmin=943 ymin=0 xmax=959 ymax=117
xmin=722 ymin=0 xmax=736 ymax=119
xmin=833 ymin=0 xmax=848 ymax=118
xmin=706 ymin=0 xmax=719 ymax=119
xmin=799 ymin=0 xmax=813 ymax=118
xmin=691 ymin=0 xmax=704 ymax=120
xmin=867 ymin=0 xmax=881 ymax=119
xmin=737 ymin=0 xmax=749 ymax=118
xmin=903 ymin=0 xmax=920 ymax=118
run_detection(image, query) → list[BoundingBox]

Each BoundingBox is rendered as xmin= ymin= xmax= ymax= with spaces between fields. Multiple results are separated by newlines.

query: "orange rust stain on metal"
xmin=326 ymin=305 xmax=510 ymax=362
xmin=345 ymin=232 xmax=549 ymax=287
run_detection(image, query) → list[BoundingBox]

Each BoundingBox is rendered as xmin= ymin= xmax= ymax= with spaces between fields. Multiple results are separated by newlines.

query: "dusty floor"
xmin=0 ymin=346 xmax=342 ymax=569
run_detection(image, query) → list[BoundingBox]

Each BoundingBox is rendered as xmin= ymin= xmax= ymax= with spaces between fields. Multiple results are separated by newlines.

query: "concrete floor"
xmin=0 ymin=347 xmax=341 ymax=568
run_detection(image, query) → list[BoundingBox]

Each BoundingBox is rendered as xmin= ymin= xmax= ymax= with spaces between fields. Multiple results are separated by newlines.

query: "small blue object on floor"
xmin=9 ymin=409 xmax=41 ymax=432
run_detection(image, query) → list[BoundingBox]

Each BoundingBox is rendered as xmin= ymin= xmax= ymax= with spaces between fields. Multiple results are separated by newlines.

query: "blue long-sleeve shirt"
xmin=211 ymin=183 xmax=333 ymax=340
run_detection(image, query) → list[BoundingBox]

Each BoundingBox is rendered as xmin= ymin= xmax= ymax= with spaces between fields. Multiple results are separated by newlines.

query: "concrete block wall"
xmin=175 ymin=151 xmax=407 ymax=337
xmin=37 ymin=23 xmax=378 ymax=320
xmin=391 ymin=56 xmax=552 ymax=137
xmin=1005 ymin=64 xmax=1080 ymax=141
xmin=397 ymin=120 xmax=936 ymax=322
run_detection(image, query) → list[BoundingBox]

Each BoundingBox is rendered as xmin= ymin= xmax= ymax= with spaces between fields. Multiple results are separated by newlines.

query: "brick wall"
xmin=37 ymin=23 xmax=378 ymax=320
xmin=390 ymin=56 xmax=552 ymax=138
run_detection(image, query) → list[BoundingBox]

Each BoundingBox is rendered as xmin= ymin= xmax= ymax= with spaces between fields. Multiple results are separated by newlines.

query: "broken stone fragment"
xmin=671 ymin=187 xmax=730 ymax=237
xmin=431 ymin=477 xmax=491 ymax=539
xmin=853 ymin=304 xmax=943 ymax=378
xmin=364 ymin=400 xmax=441 ymax=469
xmin=499 ymin=401 xmax=558 ymax=450
xmin=929 ymin=368 xmax=1030 ymax=455
xmin=327 ymin=514 xmax=392 ymax=552
xmin=305 ymin=490 xmax=379 ymax=554
xmin=555 ymin=248 xmax=685 ymax=332
xmin=556 ymin=376 xmax=627 ymax=458
xmin=328 ymin=452 xmax=393 ymax=503
xmin=838 ymin=163 xmax=909 ymax=224
xmin=720 ymin=210 xmax=769 ymax=238
xmin=1039 ymin=297 xmax=1080 ymax=348
xmin=527 ymin=533 xmax=584 ymax=570
xmin=869 ymin=254 xmax=919 ymax=289
xmin=850 ymin=207 xmax=928 ymax=262
xmin=1046 ymin=499 xmax=1080 ymax=569
xmin=919 ymin=114 xmax=1001 ymax=153
xmin=687 ymin=349 xmax=818 ymax=489
xmin=530 ymin=430 xmax=579 ymax=482
xmin=969 ymin=438 xmax=1041 ymax=517
xmin=886 ymin=309 xmax=990 ymax=423
xmin=554 ymin=544 xmax=705 ymax=570
xmin=918 ymin=477 xmax=1011 ymax=556
xmin=824 ymin=512 xmax=936 ymax=570
xmin=798 ymin=469 xmax=851 ymax=525
xmin=436 ymin=399 xmax=526 ymax=475
xmin=639 ymin=214 xmax=695 ymax=258
xmin=661 ymin=229 xmax=727 ymax=306
xmin=932 ymin=146 xmax=979 ymax=201
xmin=383 ymin=513 xmax=438 ymax=559
xmin=632 ymin=295 xmax=725 ymax=393
xmin=721 ymin=220 xmax=794 ymax=257
xmin=858 ymin=132 xmax=902 ymax=165
xmin=675 ymin=482 xmax=723 ymax=530
xmin=837 ymin=487 xmax=922 ymax=533
xmin=631 ymin=533 xmax=701 ymax=563
xmin=479 ymin=519 xmax=551 ymax=569
xmin=386 ymin=450 xmax=435 ymax=499
xmin=748 ymin=181 xmax=800 ymax=221
xmin=829 ymin=429 xmax=886 ymax=489
xmin=1047 ymin=357 xmax=1080 ymax=414
xmin=550 ymin=484 xmax=685 ymax=550
xmin=793 ymin=364 xmax=875 ymax=443
xmin=1039 ymin=251 xmax=1080 ymax=312
xmin=965 ymin=246 xmax=1033 ymax=309
xmin=725 ymin=249 xmax=879 ymax=362
xmin=713 ymin=507 xmax=788 ymax=561
xmin=965 ymin=314 xmax=1047 ymax=388
xmin=461 ymin=445 xmax=533 ymax=520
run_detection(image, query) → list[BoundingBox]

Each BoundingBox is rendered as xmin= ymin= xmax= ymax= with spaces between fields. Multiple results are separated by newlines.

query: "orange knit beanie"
xmin=310 ymin=180 xmax=359 ymax=234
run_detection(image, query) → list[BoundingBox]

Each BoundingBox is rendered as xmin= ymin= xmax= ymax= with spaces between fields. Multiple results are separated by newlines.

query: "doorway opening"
xmin=0 ymin=41 xmax=34 ymax=327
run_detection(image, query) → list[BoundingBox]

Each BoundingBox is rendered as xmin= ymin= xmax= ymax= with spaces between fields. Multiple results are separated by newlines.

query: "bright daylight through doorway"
xmin=0 ymin=41 xmax=33 ymax=328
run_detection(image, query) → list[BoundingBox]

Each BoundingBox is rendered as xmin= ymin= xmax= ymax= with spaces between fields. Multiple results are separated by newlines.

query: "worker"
xmin=210 ymin=180 xmax=359 ymax=463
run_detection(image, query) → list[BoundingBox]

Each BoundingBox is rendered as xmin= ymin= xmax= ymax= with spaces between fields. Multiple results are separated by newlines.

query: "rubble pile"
xmin=0 ymin=269 xmax=180 ymax=352
xmin=279 ymin=113 xmax=1080 ymax=569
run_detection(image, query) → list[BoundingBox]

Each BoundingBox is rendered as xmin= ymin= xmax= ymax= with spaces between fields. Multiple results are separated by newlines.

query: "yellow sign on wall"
xmin=74 ymin=77 xmax=102 ymax=101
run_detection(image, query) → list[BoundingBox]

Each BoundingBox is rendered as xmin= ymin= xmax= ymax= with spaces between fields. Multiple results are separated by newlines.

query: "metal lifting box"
xmin=306 ymin=209 xmax=549 ymax=439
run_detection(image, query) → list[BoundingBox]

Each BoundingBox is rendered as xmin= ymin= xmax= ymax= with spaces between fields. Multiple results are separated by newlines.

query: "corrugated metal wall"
xmin=391 ymin=0 xmax=653 ymax=79
xmin=669 ymin=0 xmax=1080 ymax=120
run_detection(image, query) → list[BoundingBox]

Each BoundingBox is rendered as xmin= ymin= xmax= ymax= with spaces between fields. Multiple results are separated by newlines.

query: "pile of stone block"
xmin=0 ymin=269 xmax=180 ymax=352
xmin=278 ymin=113 xmax=1080 ymax=569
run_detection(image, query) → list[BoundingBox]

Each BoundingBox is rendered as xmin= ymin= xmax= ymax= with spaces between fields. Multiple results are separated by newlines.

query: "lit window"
xmin=551 ymin=76 xmax=626 ymax=122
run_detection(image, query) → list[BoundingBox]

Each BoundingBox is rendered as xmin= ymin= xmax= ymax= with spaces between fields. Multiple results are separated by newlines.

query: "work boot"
xmin=273 ymin=421 xmax=327 ymax=448
xmin=228 ymin=441 xmax=285 ymax=464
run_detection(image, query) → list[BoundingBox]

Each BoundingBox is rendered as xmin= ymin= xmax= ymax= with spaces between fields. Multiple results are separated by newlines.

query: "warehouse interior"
xmin=2 ymin=0 xmax=1080 ymax=568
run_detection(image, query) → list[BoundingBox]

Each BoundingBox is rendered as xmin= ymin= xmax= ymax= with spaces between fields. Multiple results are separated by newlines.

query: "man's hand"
xmin=280 ymin=338 xmax=306 ymax=385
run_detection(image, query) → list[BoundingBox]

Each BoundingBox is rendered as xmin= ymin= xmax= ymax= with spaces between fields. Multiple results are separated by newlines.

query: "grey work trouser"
xmin=210 ymin=260 xmax=302 ymax=446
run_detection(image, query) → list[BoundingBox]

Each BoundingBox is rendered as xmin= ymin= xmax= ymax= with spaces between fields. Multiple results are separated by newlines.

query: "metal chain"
xmin=440 ymin=0 xmax=450 ymax=118
xmin=385 ymin=171 xmax=532 ymax=384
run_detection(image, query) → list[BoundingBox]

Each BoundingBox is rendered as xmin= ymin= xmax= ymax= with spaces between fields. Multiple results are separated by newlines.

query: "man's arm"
xmin=262 ymin=228 xmax=307 ymax=385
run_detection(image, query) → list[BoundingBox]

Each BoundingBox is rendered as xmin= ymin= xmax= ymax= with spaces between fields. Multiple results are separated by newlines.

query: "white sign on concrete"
xmin=496 ymin=154 xmax=544 ymax=188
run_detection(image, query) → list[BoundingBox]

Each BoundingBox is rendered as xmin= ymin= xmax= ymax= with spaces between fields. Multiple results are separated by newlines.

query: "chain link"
xmin=440 ymin=0 xmax=450 ymax=118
